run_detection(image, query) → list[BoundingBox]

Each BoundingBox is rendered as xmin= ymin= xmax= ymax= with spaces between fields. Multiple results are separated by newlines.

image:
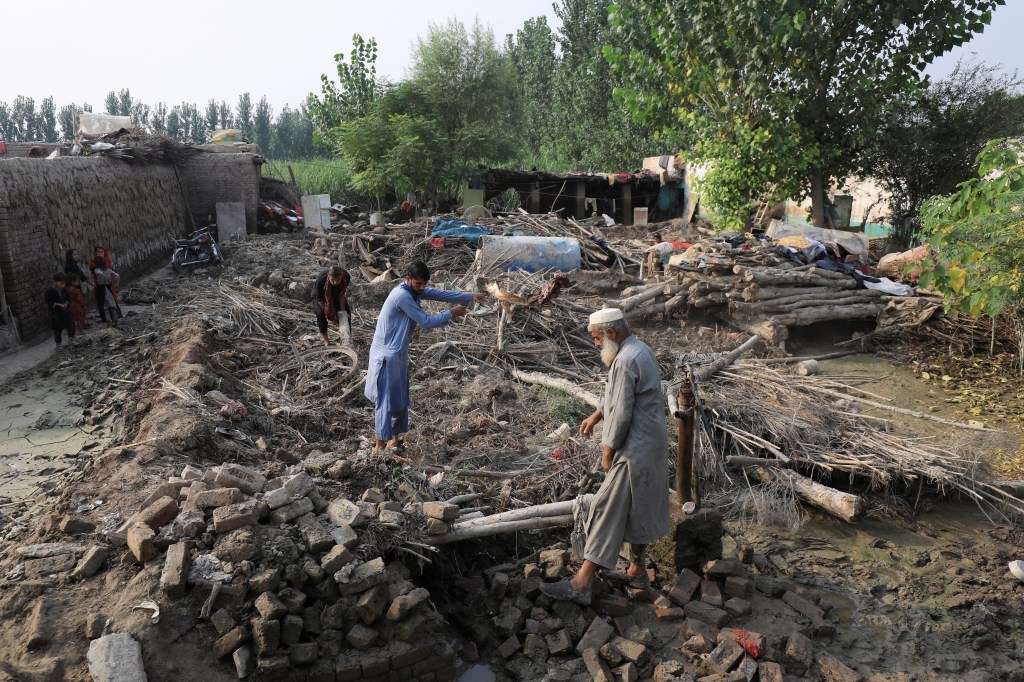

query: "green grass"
xmin=531 ymin=386 xmax=589 ymax=425
xmin=262 ymin=157 xmax=357 ymax=205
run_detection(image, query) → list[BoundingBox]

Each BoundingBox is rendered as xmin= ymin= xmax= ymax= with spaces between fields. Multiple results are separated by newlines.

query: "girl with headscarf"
xmin=89 ymin=245 xmax=120 ymax=324
xmin=311 ymin=265 xmax=351 ymax=346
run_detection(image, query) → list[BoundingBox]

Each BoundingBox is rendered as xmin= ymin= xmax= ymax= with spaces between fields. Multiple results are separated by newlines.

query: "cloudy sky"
xmin=3 ymin=0 xmax=1021 ymax=113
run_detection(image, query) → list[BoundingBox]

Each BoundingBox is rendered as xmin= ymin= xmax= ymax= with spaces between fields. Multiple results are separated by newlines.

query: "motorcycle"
xmin=257 ymin=200 xmax=301 ymax=233
xmin=170 ymin=227 xmax=223 ymax=273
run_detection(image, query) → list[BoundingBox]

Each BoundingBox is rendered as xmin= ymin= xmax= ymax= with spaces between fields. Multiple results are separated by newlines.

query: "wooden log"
xmin=729 ymin=291 xmax=884 ymax=314
xmin=717 ymin=314 xmax=789 ymax=350
xmin=624 ymin=301 xmax=666 ymax=319
xmin=691 ymin=292 xmax=729 ymax=308
xmin=740 ymin=351 xmax=856 ymax=365
xmin=741 ymin=284 xmax=854 ymax=302
xmin=427 ymin=514 xmax=574 ymax=545
xmin=511 ymin=369 xmax=602 ymax=409
xmin=768 ymin=303 xmax=881 ymax=327
xmin=733 ymin=265 xmax=852 ymax=284
xmin=610 ymin=283 xmax=682 ymax=311
xmin=692 ymin=335 xmax=761 ymax=382
xmin=451 ymin=501 xmax=573 ymax=529
xmin=749 ymin=465 xmax=865 ymax=523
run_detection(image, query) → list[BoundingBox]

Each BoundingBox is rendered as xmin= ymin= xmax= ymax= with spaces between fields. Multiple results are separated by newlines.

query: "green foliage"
xmin=505 ymin=17 xmax=558 ymax=168
xmin=253 ymin=96 xmax=273 ymax=152
xmin=866 ymin=58 xmax=1024 ymax=248
xmin=551 ymin=0 xmax=662 ymax=171
xmin=917 ymin=138 xmax=1024 ymax=317
xmin=610 ymin=0 xmax=1004 ymax=227
xmin=38 ymin=97 xmax=57 ymax=143
xmin=263 ymin=157 xmax=357 ymax=205
xmin=308 ymin=34 xmax=380 ymax=149
xmin=531 ymin=386 xmax=588 ymax=425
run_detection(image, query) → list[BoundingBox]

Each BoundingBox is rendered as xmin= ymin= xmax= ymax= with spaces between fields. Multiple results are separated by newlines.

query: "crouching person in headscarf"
xmin=542 ymin=307 xmax=671 ymax=605
xmin=313 ymin=265 xmax=352 ymax=346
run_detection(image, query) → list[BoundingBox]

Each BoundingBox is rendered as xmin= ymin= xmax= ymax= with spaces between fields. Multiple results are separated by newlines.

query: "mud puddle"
xmin=0 ymin=360 xmax=119 ymax=523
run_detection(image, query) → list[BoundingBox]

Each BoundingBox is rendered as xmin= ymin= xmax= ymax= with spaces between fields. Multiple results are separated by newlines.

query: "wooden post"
xmin=621 ymin=181 xmax=633 ymax=225
xmin=530 ymin=182 xmax=541 ymax=214
xmin=676 ymin=382 xmax=697 ymax=505
xmin=575 ymin=181 xmax=586 ymax=220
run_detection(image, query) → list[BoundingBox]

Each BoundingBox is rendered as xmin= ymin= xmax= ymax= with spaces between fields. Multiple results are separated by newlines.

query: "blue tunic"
xmin=364 ymin=281 xmax=472 ymax=440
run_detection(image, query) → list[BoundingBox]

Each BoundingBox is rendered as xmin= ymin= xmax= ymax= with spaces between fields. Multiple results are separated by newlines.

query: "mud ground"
xmin=0 ymin=231 xmax=1022 ymax=681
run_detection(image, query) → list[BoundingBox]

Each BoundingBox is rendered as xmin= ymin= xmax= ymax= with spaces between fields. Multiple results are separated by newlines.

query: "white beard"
xmin=601 ymin=337 xmax=620 ymax=367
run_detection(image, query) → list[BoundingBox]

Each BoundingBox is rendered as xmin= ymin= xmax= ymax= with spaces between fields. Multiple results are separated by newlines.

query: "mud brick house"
xmin=0 ymin=148 xmax=262 ymax=343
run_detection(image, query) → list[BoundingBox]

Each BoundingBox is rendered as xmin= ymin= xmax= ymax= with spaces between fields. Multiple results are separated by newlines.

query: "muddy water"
xmin=0 ymin=369 xmax=112 ymax=518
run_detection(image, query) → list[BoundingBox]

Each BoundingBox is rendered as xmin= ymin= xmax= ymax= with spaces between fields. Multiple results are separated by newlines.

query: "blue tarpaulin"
xmin=431 ymin=220 xmax=491 ymax=244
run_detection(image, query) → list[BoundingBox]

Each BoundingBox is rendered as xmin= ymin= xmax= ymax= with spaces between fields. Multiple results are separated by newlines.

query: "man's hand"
xmin=451 ymin=305 xmax=468 ymax=318
xmin=600 ymin=446 xmax=615 ymax=472
xmin=579 ymin=410 xmax=602 ymax=438
xmin=472 ymin=292 xmax=488 ymax=305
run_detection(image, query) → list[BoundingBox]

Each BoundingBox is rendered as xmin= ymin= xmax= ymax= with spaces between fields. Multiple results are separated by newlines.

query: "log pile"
xmin=671 ymin=240 xmax=897 ymax=349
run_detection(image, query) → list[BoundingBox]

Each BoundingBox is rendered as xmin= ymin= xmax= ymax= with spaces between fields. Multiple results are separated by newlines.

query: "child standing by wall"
xmin=91 ymin=261 xmax=122 ymax=328
xmin=67 ymin=273 xmax=88 ymax=332
xmin=44 ymin=273 xmax=76 ymax=350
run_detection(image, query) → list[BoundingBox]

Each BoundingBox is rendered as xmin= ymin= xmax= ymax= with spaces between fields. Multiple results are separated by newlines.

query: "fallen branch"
xmin=748 ymin=465 xmax=865 ymax=523
xmin=511 ymin=369 xmax=602 ymax=409
xmin=427 ymin=514 xmax=574 ymax=545
xmin=803 ymin=384 xmax=1001 ymax=432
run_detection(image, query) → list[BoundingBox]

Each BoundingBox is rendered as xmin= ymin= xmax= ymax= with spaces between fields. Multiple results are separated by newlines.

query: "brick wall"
xmin=0 ymin=157 xmax=187 ymax=339
xmin=176 ymin=152 xmax=262 ymax=234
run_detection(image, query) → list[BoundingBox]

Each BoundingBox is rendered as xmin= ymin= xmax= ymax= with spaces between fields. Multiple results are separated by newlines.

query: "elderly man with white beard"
xmin=541 ymin=307 xmax=671 ymax=605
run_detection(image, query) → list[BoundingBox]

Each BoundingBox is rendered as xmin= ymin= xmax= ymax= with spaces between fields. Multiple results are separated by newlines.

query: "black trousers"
xmin=51 ymin=311 xmax=75 ymax=344
xmin=94 ymin=286 xmax=108 ymax=322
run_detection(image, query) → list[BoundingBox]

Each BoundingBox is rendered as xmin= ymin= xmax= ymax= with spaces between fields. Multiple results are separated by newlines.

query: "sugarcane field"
xmin=3 ymin=3 xmax=1024 ymax=682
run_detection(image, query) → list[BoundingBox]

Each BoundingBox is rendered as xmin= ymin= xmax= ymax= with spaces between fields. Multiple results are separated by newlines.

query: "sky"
xmin=2 ymin=0 xmax=1021 ymax=114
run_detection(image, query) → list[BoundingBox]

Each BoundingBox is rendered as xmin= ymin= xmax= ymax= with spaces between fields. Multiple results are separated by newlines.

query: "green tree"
xmin=166 ymin=108 xmax=182 ymax=141
xmin=917 ymin=138 xmax=1024 ymax=317
xmin=151 ymin=102 xmax=168 ymax=135
xmin=39 ymin=97 xmax=58 ymax=142
xmin=103 ymin=90 xmax=120 ymax=116
xmin=271 ymin=105 xmax=317 ymax=158
xmin=866 ymin=58 xmax=1024 ymax=247
xmin=254 ymin=96 xmax=273 ymax=152
xmin=218 ymin=100 xmax=233 ymax=130
xmin=205 ymin=99 xmax=219 ymax=135
xmin=236 ymin=93 xmax=254 ymax=139
xmin=0 ymin=102 xmax=13 ymax=141
xmin=611 ymin=0 xmax=1004 ymax=228
xmin=408 ymin=18 xmax=519 ymax=198
xmin=308 ymin=34 xmax=381 ymax=148
xmin=505 ymin=16 xmax=558 ymax=168
xmin=57 ymin=103 xmax=78 ymax=141
xmin=11 ymin=96 xmax=38 ymax=141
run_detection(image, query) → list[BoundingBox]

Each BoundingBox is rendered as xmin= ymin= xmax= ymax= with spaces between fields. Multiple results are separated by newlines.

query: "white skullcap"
xmin=588 ymin=307 xmax=624 ymax=326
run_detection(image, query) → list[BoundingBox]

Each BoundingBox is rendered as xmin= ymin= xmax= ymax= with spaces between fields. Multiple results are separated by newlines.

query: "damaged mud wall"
xmin=0 ymin=157 xmax=187 ymax=339
xmin=176 ymin=152 xmax=262 ymax=233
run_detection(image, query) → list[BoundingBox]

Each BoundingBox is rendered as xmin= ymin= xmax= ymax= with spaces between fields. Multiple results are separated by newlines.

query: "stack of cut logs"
xmin=644 ymin=241 xmax=897 ymax=349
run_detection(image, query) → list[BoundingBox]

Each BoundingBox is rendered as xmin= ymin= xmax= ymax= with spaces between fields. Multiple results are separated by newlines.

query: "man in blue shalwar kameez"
xmin=365 ymin=261 xmax=488 ymax=453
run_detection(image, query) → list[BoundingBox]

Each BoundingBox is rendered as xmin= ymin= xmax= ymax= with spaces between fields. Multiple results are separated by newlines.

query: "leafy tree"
xmin=551 ymin=0 xmax=661 ymax=171
xmin=151 ymin=102 xmax=168 ymax=135
xmin=11 ymin=96 xmax=38 ymax=141
xmin=408 ymin=18 xmax=519 ymax=198
xmin=218 ymin=100 xmax=233 ymax=130
xmin=103 ymin=90 xmax=120 ymax=116
xmin=0 ymin=102 xmax=13 ymax=141
xmin=916 ymin=138 xmax=1024 ymax=318
xmin=39 ymin=97 xmax=58 ymax=142
xmin=254 ymin=96 xmax=273 ymax=152
xmin=866 ymin=58 xmax=1024 ymax=247
xmin=205 ymin=99 xmax=220 ymax=135
xmin=166 ymin=108 xmax=182 ymax=141
xmin=505 ymin=17 xmax=558 ymax=168
xmin=236 ymin=93 xmax=254 ymax=139
xmin=57 ymin=103 xmax=78 ymax=141
xmin=308 ymin=33 xmax=381 ymax=148
xmin=271 ymin=105 xmax=317 ymax=158
xmin=611 ymin=0 xmax=1004 ymax=227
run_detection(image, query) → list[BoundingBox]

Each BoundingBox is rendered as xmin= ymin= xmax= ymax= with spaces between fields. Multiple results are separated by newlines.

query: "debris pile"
xmin=8 ymin=459 xmax=481 ymax=680
xmin=446 ymin=539 xmax=864 ymax=682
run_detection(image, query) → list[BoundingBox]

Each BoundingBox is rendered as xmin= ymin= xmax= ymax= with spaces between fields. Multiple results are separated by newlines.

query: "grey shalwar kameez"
xmin=583 ymin=335 xmax=670 ymax=570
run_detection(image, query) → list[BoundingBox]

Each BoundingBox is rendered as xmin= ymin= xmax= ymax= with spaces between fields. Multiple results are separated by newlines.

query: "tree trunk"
xmin=811 ymin=166 xmax=826 ymax=228
xmin=750 ymin=465 xmax=865 ymax=523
